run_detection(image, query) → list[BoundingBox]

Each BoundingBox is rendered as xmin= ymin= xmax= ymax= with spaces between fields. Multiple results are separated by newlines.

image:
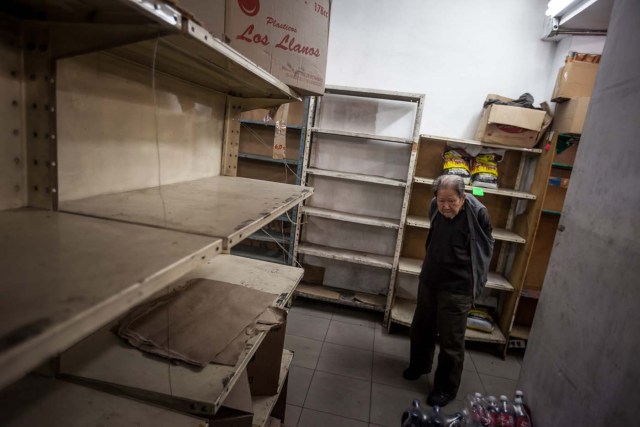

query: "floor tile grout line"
xmin=368 ymin=321 xmax=376 ymax=425
xmin=286 ymin=332 xmax=325 ymax=344
xmin=289 ymin=308 xmax=333 ymax=321
xmin=299 ymin=316 xmax=330 ymax=410
xmin=299 ymin=406 xmax=373 ymax=425
xmin=476 ymin=371 xmax=521 ymax=382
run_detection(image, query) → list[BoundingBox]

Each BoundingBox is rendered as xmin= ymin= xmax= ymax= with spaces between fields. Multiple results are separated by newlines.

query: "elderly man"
xmin=403 ymin=174 xmax=494 ymax=407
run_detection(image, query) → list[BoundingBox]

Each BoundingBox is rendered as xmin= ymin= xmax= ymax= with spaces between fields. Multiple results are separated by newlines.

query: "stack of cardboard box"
xmin=544 ymin=56 xmax=600 ymax=212
xmin=552 ymin=60 xmax=599 ymax=134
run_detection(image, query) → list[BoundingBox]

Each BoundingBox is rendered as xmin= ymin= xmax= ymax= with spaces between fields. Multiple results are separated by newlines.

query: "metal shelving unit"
xmin=58 ymin=255 xmax=303 ymax=417
xmin=293 ymin=86 xmax=425 ymax=312
xmin=232 ymin=98 xmax=311 ymax=265
xmin=386 ymin=132 xmax=556 ymax=350
xmin=0 ymin=0 xmax=308 ymax=423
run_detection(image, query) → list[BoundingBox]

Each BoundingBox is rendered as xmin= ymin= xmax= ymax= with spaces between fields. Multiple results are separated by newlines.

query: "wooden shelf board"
xmin=0 ymin=208 xmax=222 ymax=390
xmin=420 ymin=134 xmax=543 ymax=154
xmin=413 ymin=177 xmax=536 ymax=200
xmin=521 ymin=289 xmax=541 ymax=299
xmin=510 ymin=325 xmax=531 ymax=340
xmin=59 ymin=255 xmax=303 ymax=416
xmin=310 ymin=128 xmax=413 ymax=144
xmin=239 ymin=152 xmax=299 ymax=166
xmin=306 ymin=168 xmax=407 ymax=187
xmin=302 ymin=206 xmax=400 ymax=229
xmin=251 ymin=350 xmax=293 ymax=427
xmin=405 ymin=215 xmax=526 ymax=244
xmin=295 ymin=283 xmax=386 ymax=312
xmin=390 ymin=298 xmax=507 ymax=344
xmin=298 ymin=243 xmax=394 ymax=269
xmin=0 ymin=375 xmax=206 ymax=427
xmin=325 ymin=85 xmax=424 ymax=102
xmin=397 ymin=257 xmax=514 ymax=292
xmin=60 ymin=176 xmax=312 ymax=249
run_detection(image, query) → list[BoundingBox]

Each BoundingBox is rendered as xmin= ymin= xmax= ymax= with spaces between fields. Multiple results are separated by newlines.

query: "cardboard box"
xmin=542 ymin=177 xmax=570 ymax=212
xmin=553 ymin=97 xmax=590 ymax=135
xmin=552 ymin=62 xmax=599 ymax=102
xmin=180 ymin=0 xmax=331 ymax=95
xmin=475 ymin=95 xmax=548 ymax=148
xmin=247 ymin=314 xmax=287 ymax=395
xmin=241 ymin=101 xmax=305 ymax=127
xmin=554 ymin=141 xmax=579 ymax=166
xmin=210 ymin=369 xmax=253 ymax=426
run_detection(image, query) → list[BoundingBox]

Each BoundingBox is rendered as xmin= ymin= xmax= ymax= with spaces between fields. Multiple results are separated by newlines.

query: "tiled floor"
xmin=283 ymin=299 xmax=523 ymax=427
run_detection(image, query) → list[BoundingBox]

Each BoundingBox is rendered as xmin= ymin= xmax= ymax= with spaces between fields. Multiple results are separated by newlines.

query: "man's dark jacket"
xmin=423 ymin=194 xmax=494 ymax=301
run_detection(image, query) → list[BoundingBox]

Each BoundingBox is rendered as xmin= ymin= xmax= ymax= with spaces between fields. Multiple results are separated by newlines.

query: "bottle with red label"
xmin=486 ymin=396 xmax=500 ymax=426
xmin=497 ymin=395 xmax=515 ymax=427
xmin=513 ymin=392 xmax=532 ymax=427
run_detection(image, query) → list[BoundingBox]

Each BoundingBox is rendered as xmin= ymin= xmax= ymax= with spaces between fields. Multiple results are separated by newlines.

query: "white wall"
xmin=326 ymin=0 xmax=556 ymax=138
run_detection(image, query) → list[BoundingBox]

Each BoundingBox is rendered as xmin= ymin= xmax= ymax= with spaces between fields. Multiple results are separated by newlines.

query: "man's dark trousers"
xmin=409 ymin=282 xmax=472 ymax=396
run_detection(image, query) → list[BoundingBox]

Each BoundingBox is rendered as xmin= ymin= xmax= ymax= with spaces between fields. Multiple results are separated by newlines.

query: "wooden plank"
xmin=0 ymin=376 xmax=206 ymax=427
xmin=60 ymin=176 xmax=312 ymax=249
xmin=522 ymin=213 xmax=560 ymax=291
xmin=390 ymin=298 xmax=507 ymax=344
xmin=295 ymin=283 xmax=386 ymax=312
xmin=302 ymin=206 xmax=400 ymax=229
xmin=326 ymin=85 xmax=424 ymax=102
xmin=251 ymin=350 xmax=293 ymax=427
xmin=499 ymin=133 xmax=557 ymax=338
xmin=310 ymin=128 xmax=413 ymax=144
xmin=510 ymin=325 xmax=531 ymax=340
xmin=420 ymin=134 xmax=543 ymax=154
xmin=0 ymin=208 xmax=222 ymax=391
xmin=59 ymin=255 xmax=303 ymax=416
xmin=414 ymin=177 xmax=536 ymax=200
xmin=306 ymin=168 xmax=407 ymax=187
xmin=297 ymin=243 xmax=394 ymax=269
xmin=406 ymin=215 xmax=526 ymax=244
xmin=397 ymin=258 xmax=514 ymax=292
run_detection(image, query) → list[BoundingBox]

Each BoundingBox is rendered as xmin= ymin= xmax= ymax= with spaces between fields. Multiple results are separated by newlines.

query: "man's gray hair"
xmin=433 ymin=175 xmax=466 ymax=197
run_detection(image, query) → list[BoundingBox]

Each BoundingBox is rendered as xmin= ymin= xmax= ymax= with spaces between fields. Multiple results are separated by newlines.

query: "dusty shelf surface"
xmin=0 ymin=208 xmax=222 ymax=390
xmin=59 ymin=255 xmax=303 ymax=416
xmin=0 ymin=375 xmax=207 ymax=427
xmin=60 ymin=176 xmax=312 ymax=249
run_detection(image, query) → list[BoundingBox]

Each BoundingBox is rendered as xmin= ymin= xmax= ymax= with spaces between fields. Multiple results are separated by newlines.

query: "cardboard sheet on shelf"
xmin=118 ymin=279 xmax=281 ymax=367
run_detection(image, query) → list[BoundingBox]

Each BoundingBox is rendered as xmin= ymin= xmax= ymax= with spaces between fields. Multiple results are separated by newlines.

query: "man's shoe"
xmin=427 ymin=391 xmax=454 ymax=407
xmin=402 ymin=367 xmax=427 ymax=380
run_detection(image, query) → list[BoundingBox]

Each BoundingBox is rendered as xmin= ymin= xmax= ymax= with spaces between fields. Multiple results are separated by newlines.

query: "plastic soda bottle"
xmin=497 ymin=395 xmax=515 ymax=427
